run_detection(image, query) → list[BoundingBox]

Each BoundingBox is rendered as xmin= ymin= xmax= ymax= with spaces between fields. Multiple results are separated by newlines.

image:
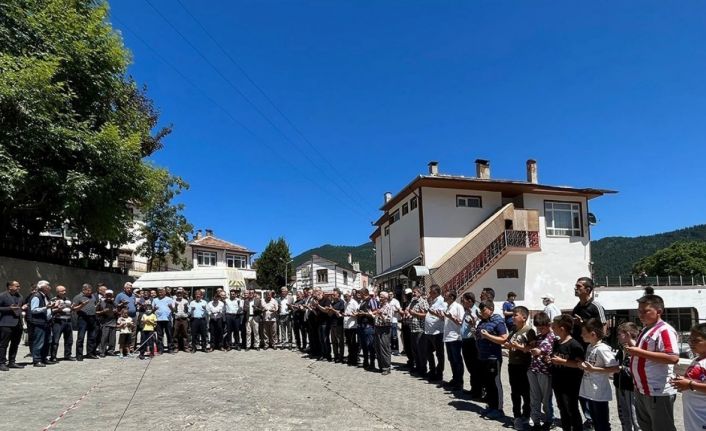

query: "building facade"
xmin=295 ymin=255 xmax=367 ymax=294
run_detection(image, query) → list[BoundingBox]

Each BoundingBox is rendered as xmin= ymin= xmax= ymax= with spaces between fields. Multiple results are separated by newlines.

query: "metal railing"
xmin=598 ymin=274 xmax=706 ymax=287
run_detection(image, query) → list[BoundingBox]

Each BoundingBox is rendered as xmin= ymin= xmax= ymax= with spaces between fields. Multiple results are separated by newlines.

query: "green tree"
xmin=256 ymin=238 xmax=292 ymax=291
xmin=633 ymin=240 xmax=706 ymax=276
xmin=0 ymin=0 xmax=172 ymax=256
xmin=137 ymin=170 xmax=193 ymax=272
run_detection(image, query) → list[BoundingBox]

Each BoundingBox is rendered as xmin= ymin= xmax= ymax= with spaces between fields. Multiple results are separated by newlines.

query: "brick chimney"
xmin=205 ymin=229 xmax=213 ymax=237
xmin=475 ymin=159 xmax=490 ymax=179
xmin=526 ymin=159 xmax=538 ymax=184
xmin=428 ymin=161 xmax=439 ymax=176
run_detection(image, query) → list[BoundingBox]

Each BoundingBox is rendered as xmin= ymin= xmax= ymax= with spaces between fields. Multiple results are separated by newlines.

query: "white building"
xmin=371 ymin=159 xmax=615 ymax=311
xmin=295 ymin=255 xmax=368 ymax=294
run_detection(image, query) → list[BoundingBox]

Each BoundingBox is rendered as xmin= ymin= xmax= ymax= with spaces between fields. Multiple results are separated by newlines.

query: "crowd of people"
xmin=0 ymin=277 xmax=705 ymax=431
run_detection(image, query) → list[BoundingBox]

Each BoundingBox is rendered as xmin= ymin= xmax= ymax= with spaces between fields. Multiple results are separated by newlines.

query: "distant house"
xmin=133 ymin=230 xmax=256 ymax=299
xmin=295 ymin=254 xmax=368 ymax=294
xmin=370 ymin=159 xmax=616 ymax=310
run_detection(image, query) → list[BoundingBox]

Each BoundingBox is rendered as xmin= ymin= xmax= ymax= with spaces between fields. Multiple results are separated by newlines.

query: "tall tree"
xmin=137 ymin=170 xmax=193 ymax=272
xmin=633 ymin=240 xmax=706 ymax=276
xmin=0 ymin=0 xmax=172 ymax=257
xmin=256 ymin=238 xmax=292 ymax=291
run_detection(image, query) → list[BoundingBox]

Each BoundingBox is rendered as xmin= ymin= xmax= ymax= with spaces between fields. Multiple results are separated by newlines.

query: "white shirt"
xmin=543 ymin=303 xmax=561 ymax=320
xmin=424 ymin=296 xmax=448 ymax=335
xmin=263 ymin=298 xmax=278 ymax=321
xmin=443 ymin=301 xmax=465 ymax=342
xmin=225 ymin=298 xmax=242 ymax=314
xmin=579 ymin=342 xmax=618 ymax=401
xmin=206 ymin=300 xmax=224 ymax=319
xmin=629 ymin=320 xmax=679 ymax=396
xmin=343 ymin=298 xmax=359 ymax=329
xmin=279 ymin=296 xmax=290 ymax=315
xmin=389 ymin=298 xmax=401 ymax=324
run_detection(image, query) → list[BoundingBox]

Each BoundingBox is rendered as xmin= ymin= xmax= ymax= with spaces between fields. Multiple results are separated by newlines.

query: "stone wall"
xmin=0 ymin=256 xmax=135 ymax=298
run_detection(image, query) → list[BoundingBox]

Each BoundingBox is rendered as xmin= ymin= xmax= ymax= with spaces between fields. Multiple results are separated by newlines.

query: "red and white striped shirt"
xmin=629 ymin=320 xmax=678 ymax=396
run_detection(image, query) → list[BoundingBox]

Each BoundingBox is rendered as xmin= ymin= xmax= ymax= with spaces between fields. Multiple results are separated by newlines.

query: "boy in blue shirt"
xmin=476 ymin=299 xmax=508 ymax=420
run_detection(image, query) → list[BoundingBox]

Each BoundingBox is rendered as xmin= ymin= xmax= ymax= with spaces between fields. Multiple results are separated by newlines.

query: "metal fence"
xmin=598 ymin=274 xmax=706 ymax=287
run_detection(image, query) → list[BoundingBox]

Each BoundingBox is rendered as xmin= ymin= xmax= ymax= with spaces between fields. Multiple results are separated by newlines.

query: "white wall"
xmin=422 ymin=187 xmax=503 ymax=266
xmin=191 ymin=247 xmax=251 ymax=270
xmin=375 ymin=236 xmax=384 ymax=275
xmin=295 ymin=256 xmax=360 ymax=293
xmin=386 ymin=194 xmax=420 ymax=270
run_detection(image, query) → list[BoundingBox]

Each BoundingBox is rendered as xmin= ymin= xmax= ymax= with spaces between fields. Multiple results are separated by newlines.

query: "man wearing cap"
xmin=0 ymin=281 xmax=25 ymax=371
xmin=541 ymin=294 xmax=560 ymax=320
xmin=30 ymin=280 xmax=58 ymax=366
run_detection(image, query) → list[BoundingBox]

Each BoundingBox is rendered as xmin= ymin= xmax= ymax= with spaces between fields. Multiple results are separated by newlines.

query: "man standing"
xmin=541 ymin=293 xmax=561 ymax=320
xmin=329 ymin=288 xmax=346 ymax=362
xmin=262 ymin=291 xmax=278 ymax=350
xmin=189 ymin=290 xmax=208 ymax=352
xmin=73 ymin=283 xmax=98 ymax=360
xmin=30 ymin=280 xmax=57 ymax=367
xmin=424 ymin=285 xmax=448 ymax=382
xmin=224 ymin=289 xmax=242 ymax=351
xmin=115 ymin=282 xmax=137 ymax=350
xmin=373 ymin=291 xmax=395 ymax=375
xmin=96 ymin=290 xmax=118 ymax=356
xmin=342 ymin=290 xmax=359 ymax=366
xmin=0 ymin=281 xmax=25 ymax=371
xmin=50 ymin=285 xmax=75 ymax=362
xmin=502 ymin=292 xmax=517 ymax=332
xmin=315 ymin=289 xmax=332 ymax=361
xmin=406 ymin=287 xmax=428 ymax=376
xmin=243 ymin=290 xmax=263 ymax=350
xmin=173 ymin=289 xmax=190 ymax=352
xmin=356 ymin=288 xmax=378 ymax=370
xmin=443 ymin=291 xmax=465 ymax=391
xmin=292 ymin=290 xmax=307 ymax=351
xmin=277 ymin=287 xmax=293 ymax=349
xmin=152 ymin=288 xmax=175 ymax=354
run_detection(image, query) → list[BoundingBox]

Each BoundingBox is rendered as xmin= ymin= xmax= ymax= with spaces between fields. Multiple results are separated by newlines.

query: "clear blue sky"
xmin=110 ymin=1 xmax=706 ymax=256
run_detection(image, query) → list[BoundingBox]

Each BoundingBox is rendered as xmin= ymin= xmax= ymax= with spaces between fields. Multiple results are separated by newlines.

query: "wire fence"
xmin=597 ymin=274 xmax=706 ymax=287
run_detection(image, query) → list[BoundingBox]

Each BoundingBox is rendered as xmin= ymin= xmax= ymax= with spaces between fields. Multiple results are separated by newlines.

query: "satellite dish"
xmin=588 ymin=213 xmax=597 ymax=225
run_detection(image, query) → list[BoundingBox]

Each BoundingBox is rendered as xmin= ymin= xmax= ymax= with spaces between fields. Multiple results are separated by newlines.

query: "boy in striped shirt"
xmin=626 ymin=293 xmax=679 ymax=431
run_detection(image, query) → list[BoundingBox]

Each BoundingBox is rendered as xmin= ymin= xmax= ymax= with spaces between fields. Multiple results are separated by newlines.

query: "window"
xmin=390 ymin=210 xmax=400 ymax=224
xmin=195 ymin=250 xmax=217 ymax=266
xmin=402 ymin=203 xmax=409 ymax=216
xmin=497 ymin=269 xmax=519 ymax=279
xmin=456 ymin=195 xmax=482 ymax=208
xmin=343 ymin=270 xmax=348 ymax=285
xmin=410 ymin=196 xmax=418 ymax=210
xmin=316 ymin=269 xmax=328 ymax=284
xmin=544 ymin=201 xmax=583 ymax=236
xmin=384 ymin=226 xmax=390 ymax=236
xmin=226 ymin=254 xmax=247 ymax=268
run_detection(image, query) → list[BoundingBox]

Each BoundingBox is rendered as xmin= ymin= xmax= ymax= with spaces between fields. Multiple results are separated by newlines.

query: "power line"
xmin=143 ymin=0 xmax=373 ymax=215
xmin=112 ymin=17 xmax=371 ymax=221
xmin=172 ymin=0 xmax=371 ymax=207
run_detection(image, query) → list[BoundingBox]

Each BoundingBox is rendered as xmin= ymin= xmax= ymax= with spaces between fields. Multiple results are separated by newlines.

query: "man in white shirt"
xmin=424 ymin=285 xmax=448 ymax=382
xmin=389 ymin=294 xmax=402 ymax=355
xmin=442 ymin=291 xmax=465 ymax=390
xmin=343 ymin=291 xmax=359 ymax=366
xmin=277 ymin=287 xmax=293 ymax=349
xmin=224 ymin=289 xmax=243 ymax=351
xmin=541 ymin=293 xmax=561 ymax=320
xmin=262 ymin=291 xmax=279 ymax=349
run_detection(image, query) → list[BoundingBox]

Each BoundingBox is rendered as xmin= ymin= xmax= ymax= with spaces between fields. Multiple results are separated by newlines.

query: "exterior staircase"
xmin=424 ymin=203 xmax=540 ymax=295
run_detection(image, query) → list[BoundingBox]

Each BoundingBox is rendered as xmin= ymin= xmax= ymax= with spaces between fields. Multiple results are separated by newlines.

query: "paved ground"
xmin=0 ymin=341 xmax=685 ymax=431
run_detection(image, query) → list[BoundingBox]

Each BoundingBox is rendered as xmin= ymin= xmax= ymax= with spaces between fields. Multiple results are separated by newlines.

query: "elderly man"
xmin=115 ymin=282 xmax=137 ymax=349
xmin=50 ymin=285 xmax=75 ymax=362
xmin=153 ymin=288 xmax=175 ymax=354
xmin=277 ymin=287 xmax=293 ymax=349
xmin=343 ymin=290 xmax=359 ymax=366
xmin=0 ymin=281 xmax=25 ymax=371
xmin=173 ymin=289 xmax=190 ymax=352
xmin=262 ymin=291 xmax=279 ymax=350
xmin=424 ymin=285 xmax=448 ymax=382
xmin=243 ymin=290 xmax=263 ymax=350
xmin=96 ymin=290 xmax=118 ymax=356
xmin=188 ymin=290 xmax=208 ymax=352
xmin=73 ymin=283 xmax=98 ymax=360
xmin=541 ymin=293 xmax=560 ymax=320
xmin=30 ymin=280 xmax=57 ymax=366
xmin=329 ymin=288 xmax=346 ymax=362
xmin=292 ymin=290 xmax=307 ymax=351
xmin=373 ymin=291 xmax=395 ymax=375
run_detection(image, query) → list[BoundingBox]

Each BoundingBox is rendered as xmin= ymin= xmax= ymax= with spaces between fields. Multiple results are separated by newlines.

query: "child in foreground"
xmin=549 ymin=314 xmax=584 ymax=431
xmin=670 ymin=323 xmax=706 ymax=431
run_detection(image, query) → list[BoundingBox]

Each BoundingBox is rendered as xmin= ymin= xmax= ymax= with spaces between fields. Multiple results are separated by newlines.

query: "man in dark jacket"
xmin=0 ymin=281 xmax=25 ymax=371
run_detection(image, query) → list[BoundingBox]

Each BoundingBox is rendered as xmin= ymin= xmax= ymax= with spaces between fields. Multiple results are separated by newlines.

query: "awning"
xmin=373 ymin=255 xmax=422 ymax=281
xmin=133 ymin=268 xmax=247 ymax=290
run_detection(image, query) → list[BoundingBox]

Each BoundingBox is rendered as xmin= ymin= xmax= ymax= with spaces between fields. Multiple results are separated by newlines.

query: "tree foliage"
xmin=632 ymin=240 xmax=706 ymax=276
xmin=0 ymin=0 xmax=173 ymax=256
xmin=256 ymin=238 xmax=292 ymax=291
xmin=137 ymin=170 xmax=193 ymax=272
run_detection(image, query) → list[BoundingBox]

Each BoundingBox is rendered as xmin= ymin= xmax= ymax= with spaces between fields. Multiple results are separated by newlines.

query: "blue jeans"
xmin=32 ymin=325 xmax=51 ymax=363
xmin=358 ymin=325 xmax=375 ymax=367
xmin=445 ymin=340 xmax=464 ymax=384
xmin=76 ymin=315 xmax=97 ymax=357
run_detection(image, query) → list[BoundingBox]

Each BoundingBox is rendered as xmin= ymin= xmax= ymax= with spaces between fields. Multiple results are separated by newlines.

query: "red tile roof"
xmin=189 ymin=236 xmax=255 ymax=254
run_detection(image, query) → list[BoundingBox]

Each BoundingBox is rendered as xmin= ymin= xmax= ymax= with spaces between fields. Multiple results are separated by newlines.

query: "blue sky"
xmin=109 ymin=1 xmax=706 ymax=255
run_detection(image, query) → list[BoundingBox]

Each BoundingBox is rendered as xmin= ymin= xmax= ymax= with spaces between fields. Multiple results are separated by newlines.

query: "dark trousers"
xmin=554 ymin=386 xmax=583 ymax=431
xmin=225 ymin=315 xmax=242 ymax=348
xmin=344 ymin=327 xmax=358 ymax=364
xmin=358 ymin=325 xmax=375 ymax=367
xmin=412 ymin=331 xmax=426 ymax=374
xmin=93 ymin=321 xmax=102 ymax=355
xmin=51 ymin=319 xmax=73 ymax=359
xmin=330 ymin=324 xmax=344 ymax=360
xmin=401 ymin=324 xmax=412 ymax=363
xmin=586 ymin=399 xmax=610 ymax=431
xmin=191 ymin=318 xmax=208 ymax=351
xmin=32 ymin=324 xmax=51 ymax=363
xmin=374 ymin=326 xmax=392 ymax=371
xmin=156 ymin=321 xmax=173 ymax=353
xmin=139 ymin=330 xmax=156 ymax=356
xmin=0 ymin=324 xmax=22 ymax=364
xmin=508 ymin=363 xmax=531 ymax=419
xmin=479 ymin=358 xmax=501 ymax=410
xmin=293 ymin=316 xmax=306 ymax=349
xmin=307 ymin=319 xmax=321 ymax=357
xmin=173 ymin=318 xmax=189 ymax=351
xmin=445 ymin=340 xmax=464 ymax=385
xmin=209 ymin=318 xmax=224 ymax=349
xmin=318 ymin=322 xmax=331 ymax=359
xmin=76 ymin=315 xmax=97 ymax=358
xmin=462 ymin=337 xmax=482 ymax=396
xmin=424 ymin=333 xmax=445 ymax=379
xmin=100 ymin=325 xmax=116 ymax=355
xmin=390 ymin=324 xmax=399 ymax=352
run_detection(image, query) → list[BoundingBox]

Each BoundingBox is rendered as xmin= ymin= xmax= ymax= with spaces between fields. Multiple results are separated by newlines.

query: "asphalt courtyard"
xmin=0 ymin=342 xmax=685 ymax=431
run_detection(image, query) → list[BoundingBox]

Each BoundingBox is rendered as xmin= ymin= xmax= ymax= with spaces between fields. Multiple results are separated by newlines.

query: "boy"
xmin=503 ymin=292 xmax=517 ymax=331
xmin=116 ymin=308 xmax=133 ymax=357
xmin=504 ymin=305 xmax=535 ymax=430
xmin=613 ymin=322 xmax=641 ymax=431
xmin=476 ymin=300 xmax=508 ymax=420
xmin=528 ymin=312 xmax=555 ymax=431
xmin=139 ymin=305 xmax=157 ymax=360
xmin=626 ymin=294 xmax=678 ymax=431
xmin=550 ymin=314 xmax=584 ymax=431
